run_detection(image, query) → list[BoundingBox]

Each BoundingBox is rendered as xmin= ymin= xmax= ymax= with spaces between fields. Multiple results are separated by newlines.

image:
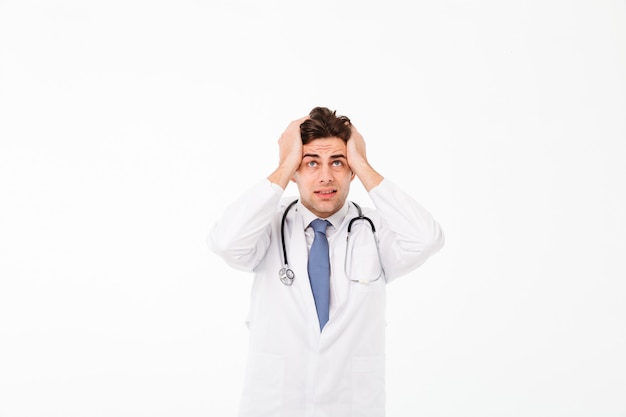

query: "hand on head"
xmin=277 ymin=116 xmax=307 ymax=172
xmin=346 ymin=124 xmax=384 ymax=191
xmin=267 ymin=116 xmax=308 ymax=189
xmin=346 ymin=124 xmax=368 ymax=169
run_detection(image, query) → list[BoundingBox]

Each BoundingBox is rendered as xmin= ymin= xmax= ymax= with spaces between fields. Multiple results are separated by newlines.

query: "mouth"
xmin=314 ymin=189 xmax=337 ymax=199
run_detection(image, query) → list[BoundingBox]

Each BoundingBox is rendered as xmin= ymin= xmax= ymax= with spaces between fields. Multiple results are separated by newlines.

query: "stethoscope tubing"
xmin=279 ymin=200 xmax=381 ymax=285
xmin=280 ymin=199 xmax=300 ymax=275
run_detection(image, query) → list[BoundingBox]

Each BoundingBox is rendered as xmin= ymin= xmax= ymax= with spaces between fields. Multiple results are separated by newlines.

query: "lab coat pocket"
xmin=239 ymin=352 xmax=285 ymax=417
xmin=352 ymin=355 xmax=385 ymax=417
xmin=345 ymin=225 xmax=384 ymax=288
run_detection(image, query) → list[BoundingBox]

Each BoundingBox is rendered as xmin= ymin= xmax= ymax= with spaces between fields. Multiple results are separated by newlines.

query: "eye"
xmin=307 ymin=160 xmax=317 ymax=167
xmin=332 ymin=160 xmax=343 ymax=167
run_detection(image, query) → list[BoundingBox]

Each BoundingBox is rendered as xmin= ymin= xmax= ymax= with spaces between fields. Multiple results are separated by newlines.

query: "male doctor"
xmin=209 ymin=107 xmax=444 ymax=417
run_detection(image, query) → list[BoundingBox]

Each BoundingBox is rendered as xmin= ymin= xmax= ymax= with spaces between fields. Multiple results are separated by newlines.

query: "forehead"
xmin=302 ymin=137 xmax=346 ymax=155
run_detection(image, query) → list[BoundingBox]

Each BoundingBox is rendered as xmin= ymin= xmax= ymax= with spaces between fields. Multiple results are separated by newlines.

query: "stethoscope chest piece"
xmin=279 ymin=267 xmax=295 ymax=286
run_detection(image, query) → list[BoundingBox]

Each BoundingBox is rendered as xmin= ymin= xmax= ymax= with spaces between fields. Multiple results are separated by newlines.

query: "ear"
xmin=350 ymin=171 xmax=356 ymax=181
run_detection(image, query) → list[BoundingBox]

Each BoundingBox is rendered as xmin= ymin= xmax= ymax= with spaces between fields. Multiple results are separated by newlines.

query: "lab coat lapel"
xmin=328 ymin=208 xmax=352 ymax=321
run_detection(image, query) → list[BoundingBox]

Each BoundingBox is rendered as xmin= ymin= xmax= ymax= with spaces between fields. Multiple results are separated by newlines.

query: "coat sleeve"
xmin=368 ymin=179 xmax=445 ymax=282
xmin=208 ymin=179 xmax=284 ymax=272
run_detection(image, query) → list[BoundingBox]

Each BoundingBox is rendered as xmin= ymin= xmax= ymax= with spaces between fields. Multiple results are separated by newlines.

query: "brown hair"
xmin=300 ymin=107 xmax=352 ymax=144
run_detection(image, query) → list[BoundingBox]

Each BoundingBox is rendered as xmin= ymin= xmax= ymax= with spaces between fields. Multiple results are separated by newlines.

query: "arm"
xmin=208 ymin=180 xmax=283 ymax=272
xmin=370 ymin=179 xmax=445 ymax=282
xmin=209 ymin=116 xmax=307 ymax=271
xmin=346 ymin=124 xmax=444 ymax=281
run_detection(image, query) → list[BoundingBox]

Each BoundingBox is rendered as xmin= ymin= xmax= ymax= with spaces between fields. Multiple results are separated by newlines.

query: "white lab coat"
xmin=209 ymin=178 xmax=444 ymax=417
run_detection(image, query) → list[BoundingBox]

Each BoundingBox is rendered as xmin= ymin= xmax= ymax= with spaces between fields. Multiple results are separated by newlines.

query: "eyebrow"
xmin=302 ymin=153 xmax=347 ymax=159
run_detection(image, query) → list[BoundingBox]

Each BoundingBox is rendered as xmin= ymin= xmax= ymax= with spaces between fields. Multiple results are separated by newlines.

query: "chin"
xmin=314 ymin=201 xmax=342 ymax=216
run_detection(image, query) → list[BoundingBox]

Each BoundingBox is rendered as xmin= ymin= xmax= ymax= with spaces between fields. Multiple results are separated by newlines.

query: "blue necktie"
xmin=308 ymin=219 xmax=330 ymax=331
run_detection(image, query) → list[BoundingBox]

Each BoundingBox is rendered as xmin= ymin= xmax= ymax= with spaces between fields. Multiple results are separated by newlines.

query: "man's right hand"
xmin=267 ymin=116 xmax=308 ymax=189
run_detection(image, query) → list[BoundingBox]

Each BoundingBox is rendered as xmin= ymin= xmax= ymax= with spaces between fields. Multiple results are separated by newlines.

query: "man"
xmin=209 ymin=107 xmax=444 ymax=417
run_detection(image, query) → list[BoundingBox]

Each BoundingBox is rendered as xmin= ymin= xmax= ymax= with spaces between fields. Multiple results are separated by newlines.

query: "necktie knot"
xmin=310 ymin=218 xmax=330 ymax=235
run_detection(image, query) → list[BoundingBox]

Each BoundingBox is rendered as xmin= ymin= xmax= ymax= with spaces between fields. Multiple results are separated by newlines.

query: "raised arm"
xmin=209 ymin=116 xmax=308 ymax=271
xmin=346 ymin=124 xmax=444 ymax=281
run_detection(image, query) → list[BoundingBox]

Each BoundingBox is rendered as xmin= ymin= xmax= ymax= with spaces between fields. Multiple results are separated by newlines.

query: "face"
xmin=292 ymin=137 xmax=355 ymax=218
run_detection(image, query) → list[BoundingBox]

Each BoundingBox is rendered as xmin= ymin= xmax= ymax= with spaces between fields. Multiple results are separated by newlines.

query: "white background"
xmin=1 ymin=0 xmax=625 ymax=416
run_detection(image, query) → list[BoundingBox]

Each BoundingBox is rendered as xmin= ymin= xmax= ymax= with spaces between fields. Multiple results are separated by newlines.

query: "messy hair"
xmin=300 ymin=107 xmax=352 ymax=144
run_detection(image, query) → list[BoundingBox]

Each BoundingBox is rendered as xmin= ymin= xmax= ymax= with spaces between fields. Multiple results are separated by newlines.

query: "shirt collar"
xmin=298 ymin=200 xmax=350 ymax=231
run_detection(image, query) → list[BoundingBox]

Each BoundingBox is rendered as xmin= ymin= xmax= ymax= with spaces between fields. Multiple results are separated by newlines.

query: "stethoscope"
xmin=278 ymin=200 xmax=384 ymax=286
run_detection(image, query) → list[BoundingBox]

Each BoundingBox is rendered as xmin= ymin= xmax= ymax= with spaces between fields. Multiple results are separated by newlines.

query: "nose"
xmin=318 ymin=164 xmax=334 ymax=183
